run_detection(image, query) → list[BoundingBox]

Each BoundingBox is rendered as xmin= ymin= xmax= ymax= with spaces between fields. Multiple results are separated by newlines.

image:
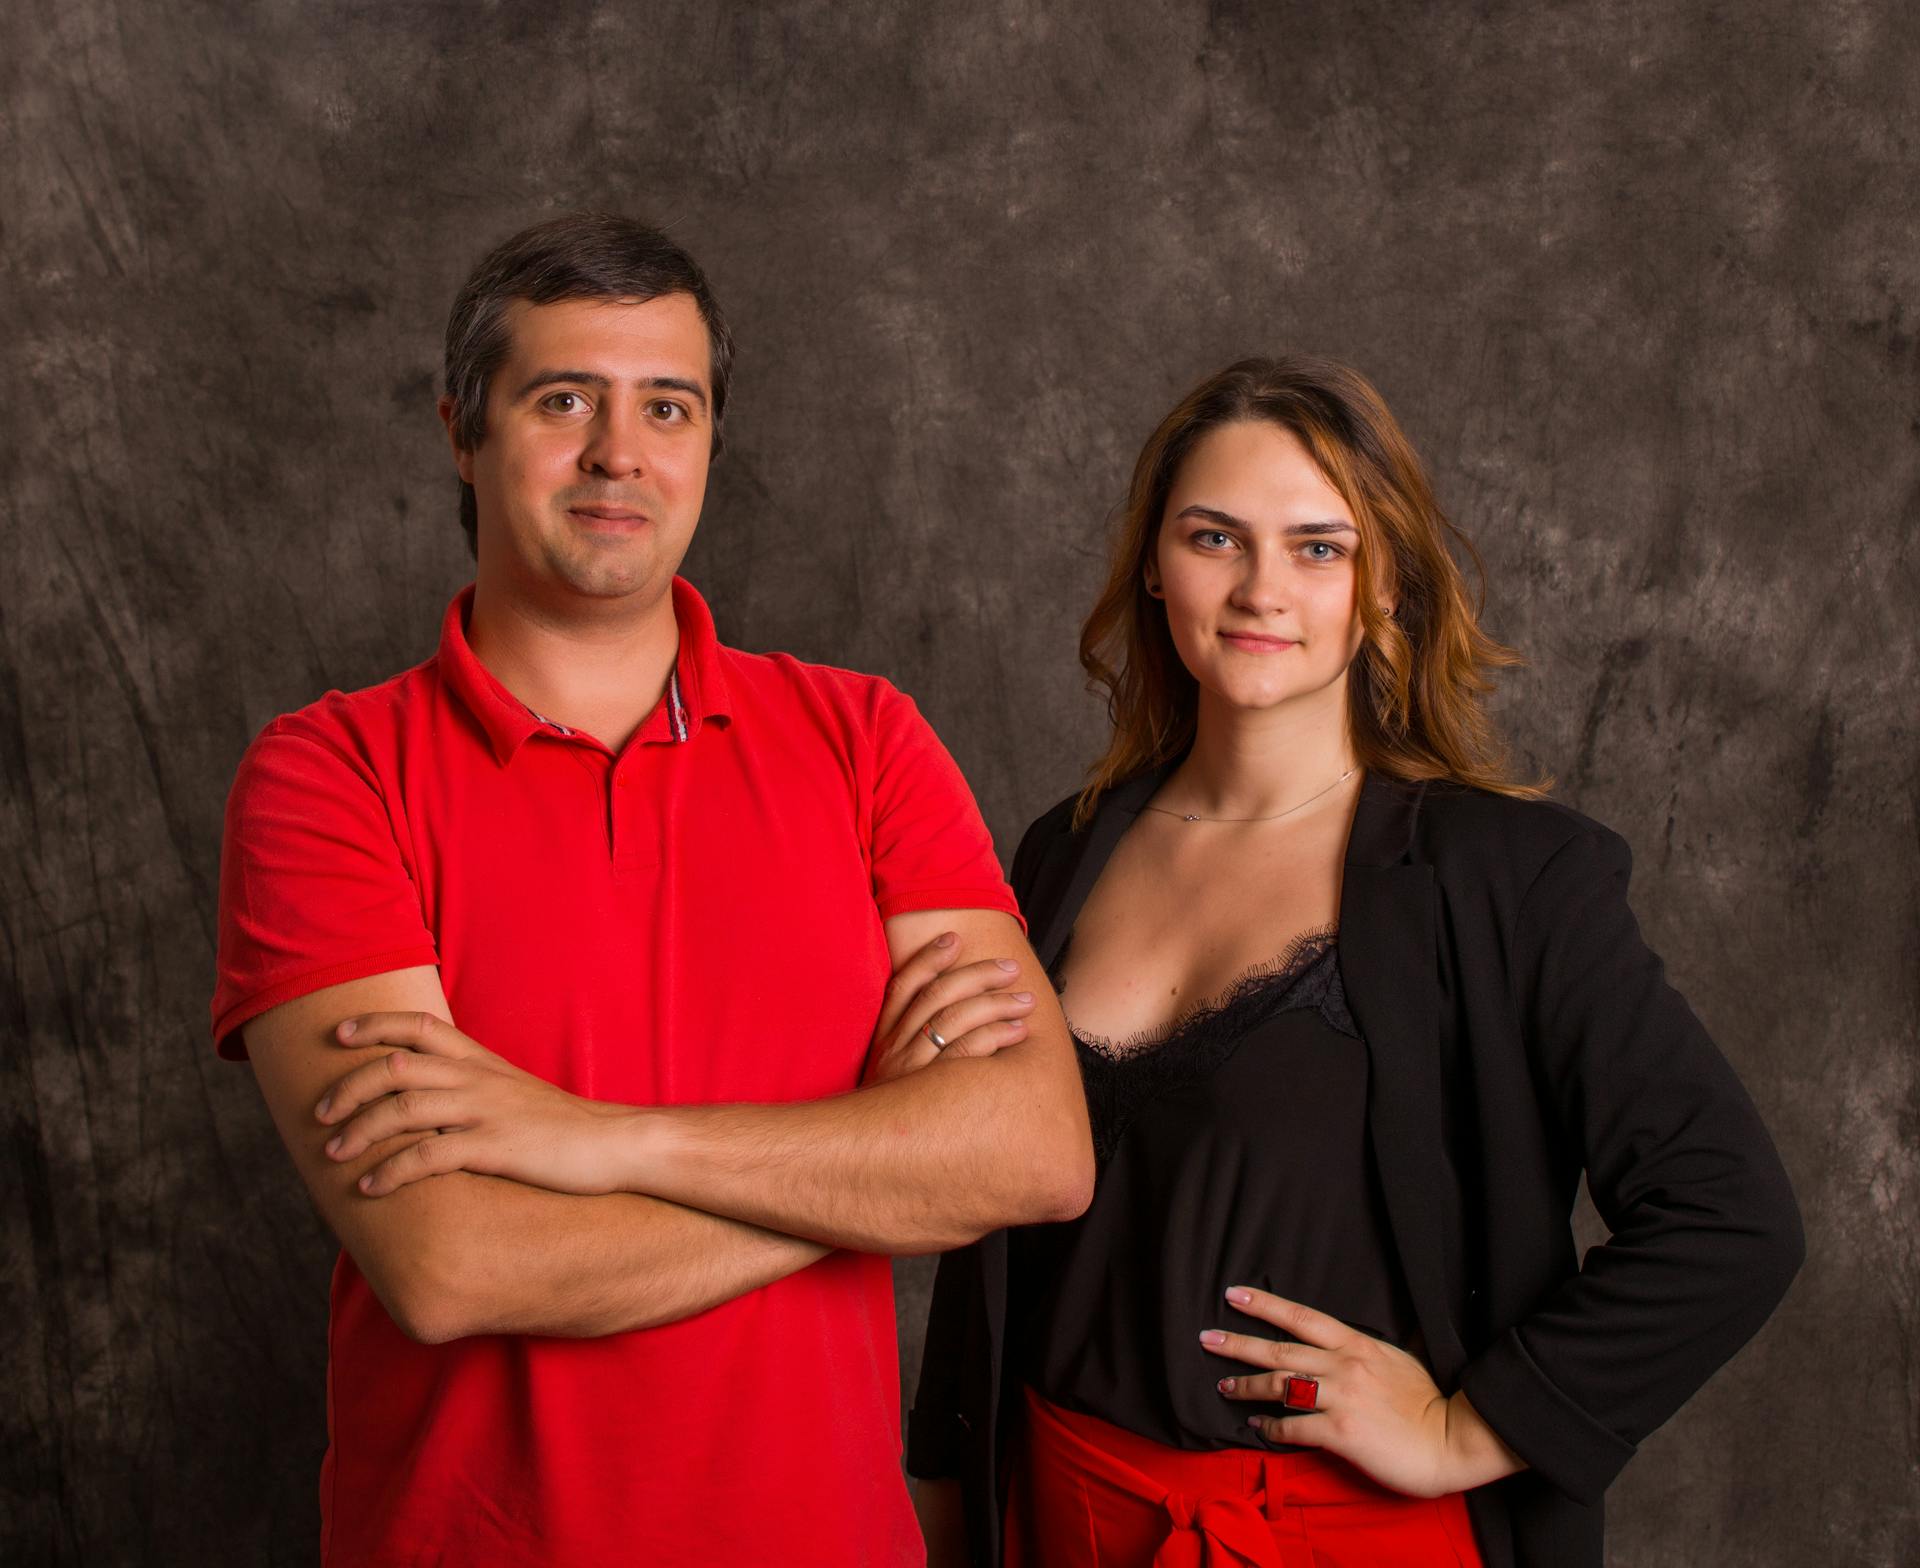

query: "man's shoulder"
xmin=715 ymin=644 xmax=922 ymax=732
xmin=238 ymin=655 xmax=442 ymax=777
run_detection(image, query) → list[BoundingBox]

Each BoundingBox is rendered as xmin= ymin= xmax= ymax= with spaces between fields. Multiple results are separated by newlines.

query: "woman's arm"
xmin=1457 ymin=824 xmax=1805 ymax=1504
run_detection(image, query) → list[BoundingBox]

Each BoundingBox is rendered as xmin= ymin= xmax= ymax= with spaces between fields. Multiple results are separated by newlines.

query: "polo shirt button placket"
xmin=610 ymin=763 xmax=658 ymax=873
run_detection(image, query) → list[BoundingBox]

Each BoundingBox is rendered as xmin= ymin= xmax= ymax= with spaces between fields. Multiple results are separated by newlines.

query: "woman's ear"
xmin=1144 ymin=566 xmax=1164 ymax=600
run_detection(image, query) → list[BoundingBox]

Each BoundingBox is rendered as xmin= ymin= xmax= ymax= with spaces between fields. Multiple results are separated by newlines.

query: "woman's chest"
xmin=1053 ymin=822 xmax=1345 ymax=1041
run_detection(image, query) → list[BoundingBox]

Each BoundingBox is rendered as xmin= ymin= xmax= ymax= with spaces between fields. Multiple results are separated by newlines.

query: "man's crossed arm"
xmin=244 ymin=908 xmax=1093 ymax=1343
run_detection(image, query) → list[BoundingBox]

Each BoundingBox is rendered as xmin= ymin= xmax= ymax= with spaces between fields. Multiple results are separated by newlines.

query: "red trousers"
xmin=1005 ymin=1387 xmax=1484 ymax=1568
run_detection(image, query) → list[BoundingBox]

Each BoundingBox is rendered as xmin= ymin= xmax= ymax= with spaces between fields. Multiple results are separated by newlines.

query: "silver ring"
xmin=923 ymin=1022 xmax=949 ymax=1049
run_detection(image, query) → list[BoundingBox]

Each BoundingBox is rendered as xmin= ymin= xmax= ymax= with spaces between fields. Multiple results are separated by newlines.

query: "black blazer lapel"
xmin=1029 ymin=764 xmax=1174 ymax=972
xmin=1339 ymin=776 xmax=1470 ymax=1385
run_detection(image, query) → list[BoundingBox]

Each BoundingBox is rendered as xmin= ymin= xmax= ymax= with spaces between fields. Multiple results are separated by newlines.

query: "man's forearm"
xmin=368 ymin=1170 xmax=827 ymax=1342
xmin=247 ymin=970 xmax=831 ymax=1343
xmin=602 ymin=1043 xmax=1093 ymax=1254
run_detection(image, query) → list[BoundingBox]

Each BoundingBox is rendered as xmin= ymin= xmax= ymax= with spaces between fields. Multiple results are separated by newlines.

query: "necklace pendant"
xmin=1183 ymin=813 xmax=1199 ymax=822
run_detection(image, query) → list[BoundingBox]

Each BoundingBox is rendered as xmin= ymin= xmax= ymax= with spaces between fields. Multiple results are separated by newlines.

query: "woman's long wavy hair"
xmin=1075 ymin=356 xmax=1543 ymax=827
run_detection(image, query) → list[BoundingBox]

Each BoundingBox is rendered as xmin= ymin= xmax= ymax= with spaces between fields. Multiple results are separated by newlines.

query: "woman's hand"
xmin=864 ymin=930 xmax=1038 ymax=1085
xmin=1201 ymin=1286 xmax=1525 ymax=1497
xmin=315 ymin=1014 xmax=637 ymax=1197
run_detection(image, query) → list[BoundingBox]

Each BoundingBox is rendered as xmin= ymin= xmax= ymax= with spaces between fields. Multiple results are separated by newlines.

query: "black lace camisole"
xmin=1009 ymin=929 xmax=1420 ymax=1451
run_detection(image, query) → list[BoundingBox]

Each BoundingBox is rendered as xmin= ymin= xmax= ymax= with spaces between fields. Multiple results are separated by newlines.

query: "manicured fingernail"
xmin=1225 ymin=1287 xmax=1253 ymax=1305
xmin=935 ymin=932 xmax=956 ymax=948
xmin=314 ymin=1096 xmax=330 ymax=1119
xmin=1199 ymin=1329 xmax=1226 ymax=1346
xmin=338 ymin=1020 xmax=358 ymax=1039
xmin=325 ymin=1135 xmax=342 ymax=1156
xmin=1218 ymin=1378 xmax=1236 ymax=1393
xmin=1012 ymin=992 xmax=1034 ymax=1004
xmin=1247 ymin=1416 xmax=1265 ymax=1431
xmin=996 ymin=959 xmax=1019 ymax=972
xmin=1007 ymin=1020 xmax=1028 ymax=1036
xmin=358 ymin=1174 xmax=374 ymax=1192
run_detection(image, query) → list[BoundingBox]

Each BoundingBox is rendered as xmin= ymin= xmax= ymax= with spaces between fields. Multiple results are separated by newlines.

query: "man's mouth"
xmin=568 ymin=503 xmax=651 ymax=528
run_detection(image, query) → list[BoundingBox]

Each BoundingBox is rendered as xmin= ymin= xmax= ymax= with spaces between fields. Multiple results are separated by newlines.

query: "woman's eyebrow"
xmin=1174 ymin=505 xmax=1355 ymax=535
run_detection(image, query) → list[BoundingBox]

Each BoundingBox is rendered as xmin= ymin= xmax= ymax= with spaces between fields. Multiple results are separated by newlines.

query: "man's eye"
xmin=542 ymin=392 xmax=585 ymax=414
xmin=648 ymin=400 xmax=685 ymax=422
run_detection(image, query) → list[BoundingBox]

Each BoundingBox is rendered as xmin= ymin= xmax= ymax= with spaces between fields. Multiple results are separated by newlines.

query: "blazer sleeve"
xmin=1458 ymin=823 xmax=1804 ymax=1504
xmin=906 ymin=806 xmax=1064 ymax=1481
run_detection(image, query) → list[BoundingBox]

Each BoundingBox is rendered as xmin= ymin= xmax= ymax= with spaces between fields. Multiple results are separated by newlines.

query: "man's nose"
xmin=580 ymin=404 xmax=646 ymax=478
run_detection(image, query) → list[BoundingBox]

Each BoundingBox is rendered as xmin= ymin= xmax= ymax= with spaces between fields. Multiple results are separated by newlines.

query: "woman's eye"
xmin=1195 ymin=530 xmax=1233 ymax=550
xmin=1302 ymin=541 xmax=1343 ymax=561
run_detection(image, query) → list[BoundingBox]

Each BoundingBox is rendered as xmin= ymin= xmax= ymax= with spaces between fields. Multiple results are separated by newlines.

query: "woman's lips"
xmin=1219 ymin=631 xmax=1298 ymax=652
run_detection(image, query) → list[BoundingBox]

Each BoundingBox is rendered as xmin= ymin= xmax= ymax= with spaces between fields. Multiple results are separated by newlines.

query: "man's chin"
xmin=543 ymin=545 xmax=669 ymax=602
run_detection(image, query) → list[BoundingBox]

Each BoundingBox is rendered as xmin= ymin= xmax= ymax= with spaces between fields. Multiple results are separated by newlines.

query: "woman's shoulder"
xmin=1018 ymin=791 xmax=1084 ymax=851
xmin=1010 ymin=791 xmax=1085 ymax=897
xmin=1408 ymin=779 xmax=1631 ymax=891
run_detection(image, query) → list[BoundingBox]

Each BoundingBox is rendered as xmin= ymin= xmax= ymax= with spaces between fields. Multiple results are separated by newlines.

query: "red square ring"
xmin=1281 ymin=1375 xmax=1320 ymax=1411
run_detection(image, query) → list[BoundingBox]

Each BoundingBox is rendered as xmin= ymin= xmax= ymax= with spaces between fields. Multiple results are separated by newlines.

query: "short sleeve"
xmin=210 ymin=722 xmax=439 ymax=1059
xmin=865 ymin=684 xmax=1023 ymax=931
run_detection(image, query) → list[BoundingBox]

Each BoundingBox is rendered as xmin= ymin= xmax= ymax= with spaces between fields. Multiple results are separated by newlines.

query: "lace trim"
xmin=1059 ymin=924 xmax=1342 ymax=1060
xmin=1054 ymin=927 xmax=1355 ymax=1163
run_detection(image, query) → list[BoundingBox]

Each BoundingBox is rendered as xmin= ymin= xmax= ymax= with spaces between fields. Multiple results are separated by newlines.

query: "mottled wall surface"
xmin=3 ymin=0 xmax=1914 ymax=1562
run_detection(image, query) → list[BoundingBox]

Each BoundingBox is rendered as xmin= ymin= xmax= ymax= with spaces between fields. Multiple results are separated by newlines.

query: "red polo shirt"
xmin=212 ymin=577 xmax=1020 ymax=1567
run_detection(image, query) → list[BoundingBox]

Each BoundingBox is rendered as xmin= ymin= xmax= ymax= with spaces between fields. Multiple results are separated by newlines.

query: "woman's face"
xmin=1149 ymin=419 xmax=1368 ymax=718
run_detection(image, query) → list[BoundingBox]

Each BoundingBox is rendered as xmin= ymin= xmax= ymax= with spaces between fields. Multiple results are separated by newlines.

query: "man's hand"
xmin=864 ymin=930 xmax=1039 ymax=1084
xmin=317 ymin=909 xmax=1092 ymax=1254
xmin=317 ymin=1014 xmax=636 ymax=1197
xmin=322 ymin=930 xmax=1043 ymax=1196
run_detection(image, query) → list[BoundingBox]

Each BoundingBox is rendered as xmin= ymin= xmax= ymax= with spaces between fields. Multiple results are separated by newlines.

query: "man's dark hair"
xmin=442 ymin=211 xmax=736 ymax=555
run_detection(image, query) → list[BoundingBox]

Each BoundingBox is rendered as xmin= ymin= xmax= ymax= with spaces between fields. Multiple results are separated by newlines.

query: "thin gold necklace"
xmin=1142 ymin=766 xmax=1357 ymax=824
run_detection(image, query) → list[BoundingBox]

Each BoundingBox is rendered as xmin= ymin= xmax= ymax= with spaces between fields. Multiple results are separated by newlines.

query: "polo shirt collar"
xmin=667 ymin=575 xmax=733 ymax=734
xmin=437 ymin=576 xmax=734 ymax=767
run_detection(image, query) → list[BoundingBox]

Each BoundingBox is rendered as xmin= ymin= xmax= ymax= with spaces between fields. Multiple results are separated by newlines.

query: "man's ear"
xmin=437 ymin=395 xmax=477 ymax=485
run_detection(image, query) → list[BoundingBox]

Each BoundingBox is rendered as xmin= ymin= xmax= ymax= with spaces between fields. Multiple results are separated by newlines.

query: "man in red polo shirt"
xmin=213 ymin=212 xmax=1093 ymax=1566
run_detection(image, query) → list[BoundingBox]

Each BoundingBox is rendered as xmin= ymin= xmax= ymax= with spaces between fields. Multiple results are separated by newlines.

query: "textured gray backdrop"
xmin=4 ymin=1 xmax=1915 ymax=1563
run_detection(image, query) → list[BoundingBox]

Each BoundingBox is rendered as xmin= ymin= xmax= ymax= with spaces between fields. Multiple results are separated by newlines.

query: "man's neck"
xmin=466 ymin=580 xmax=681 ymax=755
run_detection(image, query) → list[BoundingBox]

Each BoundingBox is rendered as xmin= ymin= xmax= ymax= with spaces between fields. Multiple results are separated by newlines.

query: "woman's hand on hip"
xmin=315 ymin=1013 xmax=638 ymax=1197
xmin=864 ymin=930 xmax=1038 ymax=1085
xmin=1201 ymin=1286 xmax=1525 ymax=1497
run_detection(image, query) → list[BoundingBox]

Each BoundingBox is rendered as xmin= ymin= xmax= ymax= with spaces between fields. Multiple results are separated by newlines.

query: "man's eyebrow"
xmin=1174 ymin=505 xmax=1357 ymax=535
xmin=513 ymin=370 xmax=710 ymax=413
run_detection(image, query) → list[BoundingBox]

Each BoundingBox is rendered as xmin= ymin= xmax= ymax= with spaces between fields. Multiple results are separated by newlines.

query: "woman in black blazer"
xmin=906 ymin=358 xmax=1801 ymax=1568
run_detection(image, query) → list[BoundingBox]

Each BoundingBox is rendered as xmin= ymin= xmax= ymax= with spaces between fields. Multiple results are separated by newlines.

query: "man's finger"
xmin=317 ymin=1051 xmax=462 ymax=1124
xmin=932 ymin=1018 xmax=1031 ymax=1060
xmin=897 ymin=959 xmax=1023 ymax=1050
xmin=327 ymin=1087 xmax=463 ymax=1160
xmin=876 ymin=933 xmax=960 ymax=1037
xmin=336 ymin=1011 xmax=474 ymax=1058
xmin=357 ymin=1130 xmax=466 ymax=1196
xmin=920 ymin=989 xmax=1035 ymax=1052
